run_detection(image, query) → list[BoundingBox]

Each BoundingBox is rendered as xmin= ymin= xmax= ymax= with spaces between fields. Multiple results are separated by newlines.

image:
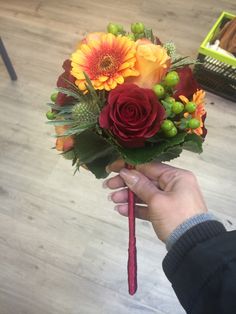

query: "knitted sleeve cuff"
xmin=165 ymin=213 xmax=217 ymax=251
xmin=163 ymin=220 xmax=226 ymax=280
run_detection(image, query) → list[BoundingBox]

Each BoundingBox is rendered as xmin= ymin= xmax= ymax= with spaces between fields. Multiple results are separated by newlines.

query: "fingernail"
xmin=102 ymin=179 xmax=109 ymax=189
xmin=105 ymin=165 xmax=111 ymax=174
xmin=114 ymin=205 xmax=119 ymax=212
xmin=120 ymin=168 xmax=139 ymax=187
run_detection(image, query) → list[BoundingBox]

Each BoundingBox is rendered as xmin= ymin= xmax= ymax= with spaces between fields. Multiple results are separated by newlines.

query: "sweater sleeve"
xmin=162 ymin=221 xmax=236 ymax=314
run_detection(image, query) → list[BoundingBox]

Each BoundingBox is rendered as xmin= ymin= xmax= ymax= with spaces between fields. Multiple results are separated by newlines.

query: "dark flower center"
xmin=100 ymin=55 xmax=114 ymax=71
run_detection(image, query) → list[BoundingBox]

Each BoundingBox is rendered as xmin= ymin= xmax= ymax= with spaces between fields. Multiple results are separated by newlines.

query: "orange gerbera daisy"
xmin=179 ymin=89 xmax=206 ymax=136
xmin=70 ymin=33 xmax=139 ymax=91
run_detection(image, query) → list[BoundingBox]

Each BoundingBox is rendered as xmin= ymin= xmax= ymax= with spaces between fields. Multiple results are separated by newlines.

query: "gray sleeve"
xmin=165 ymin=212 xmax=220 ymax=251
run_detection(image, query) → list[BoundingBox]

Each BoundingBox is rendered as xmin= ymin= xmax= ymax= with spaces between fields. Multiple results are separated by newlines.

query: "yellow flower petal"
xmin=98 ymin=76 xmax=109 ymax=82
xmin=80 ymin=44 xmax=92 ymax=54
xmin=109 ymin=80 xmax=117 ymax=89
xmin=179 ymin=95 xmax=189 ymax=104
xmin=122 ymin=68 xmax=139 ymax=77
xmin=115 ymin=76 xmax=124 ymax=84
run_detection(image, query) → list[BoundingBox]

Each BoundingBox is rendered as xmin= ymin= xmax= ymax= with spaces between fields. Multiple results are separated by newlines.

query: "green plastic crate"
xmin=194 ymin=11 xmax=236 ymax=102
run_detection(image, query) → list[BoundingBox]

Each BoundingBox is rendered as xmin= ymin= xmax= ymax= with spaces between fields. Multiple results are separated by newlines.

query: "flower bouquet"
xmin=46 ymin=22 xmax=207 ymax=295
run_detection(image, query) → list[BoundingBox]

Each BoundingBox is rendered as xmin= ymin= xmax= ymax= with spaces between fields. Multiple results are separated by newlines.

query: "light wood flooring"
xmin=0 ymin=1 xmax=236 ymax=313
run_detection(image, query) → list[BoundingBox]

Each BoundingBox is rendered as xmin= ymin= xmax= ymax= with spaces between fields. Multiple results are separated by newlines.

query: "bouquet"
xmin=46 ymin=22 xmax=207 ymax=295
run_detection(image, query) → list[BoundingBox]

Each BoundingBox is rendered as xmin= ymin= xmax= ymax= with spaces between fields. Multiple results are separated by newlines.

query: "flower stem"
xmin=126 ymin=163 xmax=137 ymax=295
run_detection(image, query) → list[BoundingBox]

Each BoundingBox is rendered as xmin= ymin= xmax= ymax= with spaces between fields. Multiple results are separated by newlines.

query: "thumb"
xmin=119 ymin=168 xmax=161 ymax=205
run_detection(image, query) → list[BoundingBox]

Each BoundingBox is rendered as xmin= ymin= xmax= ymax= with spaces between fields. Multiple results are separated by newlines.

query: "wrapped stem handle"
xmin=126 ymin=163 xmax=137 ymax=295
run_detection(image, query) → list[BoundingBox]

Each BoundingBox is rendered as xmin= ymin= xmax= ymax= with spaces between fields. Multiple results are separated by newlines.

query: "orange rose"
xmin=128 ymin=39 xmax=171 ymax=88
xmin=55 ymin=125 xmax=74 ymax=152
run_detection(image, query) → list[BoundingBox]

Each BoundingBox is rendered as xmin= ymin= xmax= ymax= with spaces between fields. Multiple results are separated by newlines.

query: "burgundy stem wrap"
xmin=126 ymin=163 xmax=137 ymax=295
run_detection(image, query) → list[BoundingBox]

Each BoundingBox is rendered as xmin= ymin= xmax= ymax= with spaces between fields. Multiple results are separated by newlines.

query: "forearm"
xmin=162 ymin=219 xmax=236 ymax=313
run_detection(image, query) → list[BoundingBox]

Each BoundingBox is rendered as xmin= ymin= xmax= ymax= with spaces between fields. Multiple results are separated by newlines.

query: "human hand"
xmin=104 ymin=161 xmax=207 ymax=242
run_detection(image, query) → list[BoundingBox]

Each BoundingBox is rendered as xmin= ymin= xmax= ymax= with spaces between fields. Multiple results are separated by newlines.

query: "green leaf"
xmin=62 ymin=123 xmax=96 ymax=136
xmin=72 ymin=130 xmax=120 ymax=178
xmin=47 ymin=103 xmax=75 ymax=112
xmin=119 ymin=132 xmax=187 ymax=165
xmin=144 ymin=28 xmax=154 ymax=43
xmin=56 ymin=87 xmax=82 ymax=101
xmin=74 ymin=130 xmax=117 ymax=164
xmin=61 ymin=150 xmax=76 ymax=160
xmin=155 ymin=145 xmax=183 ymax=162
xmin=83 ymin=72 xmax=104 ymax=110
xmin=161 ymin=100 xmax=175 ymax=118
xmin=46 ymin=120 xmax=75 ymax=126
xmin=170 ymin=55 xmax=197 ymax=71
xmin=183 ymin=133 xmax=203 ymax=153
xmin=85 ymin=151 xmax=119 ymax=179
xmin=61 ymin=77 xmax=83 ymax=93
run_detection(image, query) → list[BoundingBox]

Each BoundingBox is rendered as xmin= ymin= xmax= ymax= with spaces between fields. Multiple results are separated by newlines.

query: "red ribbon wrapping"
xmin=126 ymin=164 xmax=137 ymax=295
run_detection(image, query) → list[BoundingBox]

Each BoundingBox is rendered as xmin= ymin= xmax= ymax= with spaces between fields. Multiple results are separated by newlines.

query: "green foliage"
xmin=144 ymin=28 xmax=155 ymax=43
xmin=183 ymin=133 xmax=203 ymax=153
xmin=170 ymin=55 xmax=197 ymax=71
xmin=56 ymin=87 xmax=83 ymax=101
xmin=161 ymin=100 xmax=175 ymax=118
xmin=47 ymin=73 xmax=105 ymax=139
xmin=46 ymin=103 xmax=74 ymax=113
xmin=83 ymin=72 xmax=106 ymax=110
xmin=118 ymin=132 xmax=187 ymax=165
xmin=73 ymin=130 xmax=120 ymax=178
xmin=85 ymin=152 xmax=119 ymax=178
xmin=64 ymin=129 xmax=203 ymax=178
xmin=162 ymin=41 xmax=197 ymax=70
xmin=72 ymin=101 xmax=99 ymax=124
xmin=61 ymin=150 xmax=76 ymax=160
xmin=46 ymin=119 xmax=75 ymax=126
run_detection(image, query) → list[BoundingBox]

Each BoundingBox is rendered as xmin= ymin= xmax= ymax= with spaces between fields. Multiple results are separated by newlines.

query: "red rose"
xmin=174 ymin=67 xmax=200 ymax=100
xmin=99 ymin=83 xmax=165 ymax=148
xmin=56 ymin=59 xmax=76 ymax=106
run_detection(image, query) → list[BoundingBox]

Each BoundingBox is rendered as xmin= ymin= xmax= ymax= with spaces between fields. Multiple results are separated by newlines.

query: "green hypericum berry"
xmin=172 ymin=101 xmax=184 ymax=114
xmin=46 ymin=110 xmax=56 ymax=120
xmin=161 ymin=119 xmax=174 ymax=131
xmin=50 ymin=92 xmax=58 ymax=103
xmin=164 ymin=96 xmax=175 ymax=104
xmin=165 ymin=126 xmax=177 ymax=137
xmin=131 ymin=22 xmax=145 ymax=34
xmin=164 ymin=71 xmax=180 ymax=87
xmin=117 ymin=24 xmax=124 ymax=32
xmin=107 ymin=23 xmax=119 ymax=35
xmin=185 ymin=101 xmax=197 ymax=113
xmin=188 ymin=118 xmax=200 ymax=129
xmin=153 ymin=84 xmax=165 ymax=98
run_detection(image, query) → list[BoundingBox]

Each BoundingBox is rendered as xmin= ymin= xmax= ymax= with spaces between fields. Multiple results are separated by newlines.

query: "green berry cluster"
xmin=152 ymin=71 xmax=201 ymax=137
xmin=107 ymin=23 xmax=125 ymax=36
xmin=107 ymin=22 xmax=147 ymax=41
xmin=46 ymin=91 xmax=58 ymax=120
xmin=152 ymin=71 xmax=180 ymax=100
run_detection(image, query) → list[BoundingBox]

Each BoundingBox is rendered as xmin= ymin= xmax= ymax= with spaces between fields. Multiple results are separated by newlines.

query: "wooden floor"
xmin=0 ymin=1 xmax=236 ymax=313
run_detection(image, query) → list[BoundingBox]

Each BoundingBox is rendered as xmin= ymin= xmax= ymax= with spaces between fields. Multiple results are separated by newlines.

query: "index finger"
xmin=106 ymin=159 xmax=125 ymax=173
xmin=108 ymin=160 xmax=186 ymax=189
